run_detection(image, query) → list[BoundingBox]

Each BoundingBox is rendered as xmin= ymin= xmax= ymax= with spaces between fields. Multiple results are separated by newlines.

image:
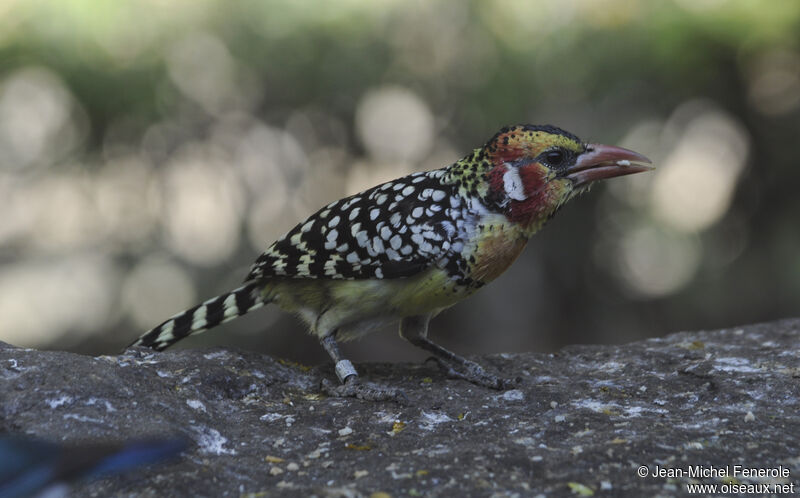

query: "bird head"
xmin=455 ymin=124 xmax=652 ymax=232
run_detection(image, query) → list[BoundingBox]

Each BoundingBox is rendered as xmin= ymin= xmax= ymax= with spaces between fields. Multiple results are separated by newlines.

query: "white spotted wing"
xmin=245 ymin=170 xmax=462 ymax=281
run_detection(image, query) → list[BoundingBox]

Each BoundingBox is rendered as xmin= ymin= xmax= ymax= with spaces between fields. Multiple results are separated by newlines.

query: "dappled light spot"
xmin=212 ymin=118 xmax=308 ymax=197
xmin=25 ymin=174 xmax=104 ymax=252
xmin=598 ymin=103 xmax=751 ymax=298
xmin=747 ymin=49 xmax=800 ymax=116
xmin=95 ymin=155 xmax=160 ymax=247
xmin=650 ymin=102 xmax=749 ymax=233
xmin=617 ymin=225 xmax=701 ymax=299
xmin=0 ymin=67 xmax=87 ymax=170
xmin=355 ymin=86 xmax=434 ymax=163
xmin=0 ymin=254 xmax=117 ymax=347
xmin=247 ymin=195 xmax=294 ymax=255
xmin=165 ymin=32 xmax=258 ymax=115
xmin=122 ymin=256 xmax=196 ymax=331
xmin=162 ymin=144 xmax=245 ymax=265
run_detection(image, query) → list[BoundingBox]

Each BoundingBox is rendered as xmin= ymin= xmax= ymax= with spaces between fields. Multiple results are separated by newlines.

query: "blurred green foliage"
xmin=0 ymin=0 xmax=798 ymax=363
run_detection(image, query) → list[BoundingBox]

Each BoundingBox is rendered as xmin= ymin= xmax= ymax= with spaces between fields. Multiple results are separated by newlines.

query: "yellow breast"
xmin=468 ymin=220 xmax=528 ymax=284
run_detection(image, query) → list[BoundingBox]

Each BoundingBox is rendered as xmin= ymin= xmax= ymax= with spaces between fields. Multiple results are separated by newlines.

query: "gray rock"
xmin=2 ymin=319 xmax=799 ymax=496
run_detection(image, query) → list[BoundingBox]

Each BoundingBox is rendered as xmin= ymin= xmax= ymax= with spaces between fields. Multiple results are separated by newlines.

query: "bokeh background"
xmin=1 ymin=0 xmax=798 ymax=365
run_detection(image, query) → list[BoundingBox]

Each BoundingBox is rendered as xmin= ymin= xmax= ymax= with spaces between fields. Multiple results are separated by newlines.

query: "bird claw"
xmin=426 ymin=356 xmax=519 ymax=390
xmin=320 ymin=377 xmax=408 ymax=404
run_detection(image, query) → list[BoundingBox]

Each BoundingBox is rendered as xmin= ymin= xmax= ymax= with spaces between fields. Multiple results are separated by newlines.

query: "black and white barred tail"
xmin=128 ymin=281 xmax=268 ymax=351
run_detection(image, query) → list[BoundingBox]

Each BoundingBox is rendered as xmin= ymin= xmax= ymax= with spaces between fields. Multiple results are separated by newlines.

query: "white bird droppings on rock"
xmin=186 ymin=399 xmax=207 ymax=412
xmin=419 ymin=411 xmax=452 ymax=431
xmin=46 ymin=395 xmax=72 ymax=409
xmin=501 ymin=389 xmax=524 ymax=401
xmin=194 ymin=427 xmax=236 ymax=455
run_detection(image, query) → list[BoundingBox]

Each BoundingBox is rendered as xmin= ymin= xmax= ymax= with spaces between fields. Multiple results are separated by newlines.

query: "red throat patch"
xmin=507 ymin=164 xmax=551 ymax=226
xmin=487 ymin=164 xmax=508 ymax=197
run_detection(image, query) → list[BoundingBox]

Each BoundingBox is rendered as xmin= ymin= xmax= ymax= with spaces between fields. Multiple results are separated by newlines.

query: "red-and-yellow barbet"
xmin=129 ymin=125 xmax=652 ymax=401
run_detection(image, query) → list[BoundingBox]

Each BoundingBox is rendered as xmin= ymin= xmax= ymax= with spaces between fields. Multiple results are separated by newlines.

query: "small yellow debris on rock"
xmin=345 ymin=443 xmax=372 ymax=451
xmin=277 ymin=358 xmax=311 ymax=371
xmin=567 ymin=482 xmax=594 ymax=496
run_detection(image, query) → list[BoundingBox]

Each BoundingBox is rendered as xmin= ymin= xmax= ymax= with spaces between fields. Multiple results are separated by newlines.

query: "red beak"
xmin=566 ymin=144 xmax=653 ymax=187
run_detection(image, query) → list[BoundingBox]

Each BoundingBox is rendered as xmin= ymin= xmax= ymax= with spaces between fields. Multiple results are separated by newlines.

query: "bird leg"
xmin=400 ymin=315 xmax=517 ymax=390
xmin=319 ymin=333 xmax=407 ymax=403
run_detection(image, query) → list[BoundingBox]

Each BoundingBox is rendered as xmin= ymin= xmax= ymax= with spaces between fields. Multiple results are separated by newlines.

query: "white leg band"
xmin=335 ymin=360 xmax=357 ymax=383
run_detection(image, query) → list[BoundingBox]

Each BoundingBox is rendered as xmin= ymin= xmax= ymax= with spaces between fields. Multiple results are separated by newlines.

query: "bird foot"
xmin=427 ymin=357 xmax=519 ymax=390
xmin=321 ymin=376 xmax=408 ymax=404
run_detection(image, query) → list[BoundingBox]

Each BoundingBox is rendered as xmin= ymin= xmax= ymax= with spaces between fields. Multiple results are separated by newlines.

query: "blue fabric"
xmin=0 ymin=435 xmax=187 ymax=498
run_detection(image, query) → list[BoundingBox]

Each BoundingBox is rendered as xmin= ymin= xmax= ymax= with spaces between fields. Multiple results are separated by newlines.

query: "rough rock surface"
xmin=2 ymin=319 xmax=799 ymax=497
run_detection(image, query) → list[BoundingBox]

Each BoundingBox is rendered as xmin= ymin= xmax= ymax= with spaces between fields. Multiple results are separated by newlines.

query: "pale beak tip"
xmin=616 ymin=158 xmax=655 ymax=169
xmin=618 ymin=151 xmax=652 ymax=166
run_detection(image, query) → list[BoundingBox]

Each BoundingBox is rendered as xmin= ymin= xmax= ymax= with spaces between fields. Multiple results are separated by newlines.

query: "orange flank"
xmin=470 ymin=225 xmax=528 ymax=283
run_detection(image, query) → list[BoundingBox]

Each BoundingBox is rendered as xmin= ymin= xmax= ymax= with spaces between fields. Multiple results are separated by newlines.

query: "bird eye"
xmin=542 ymin=149 xmax=566 ymax=168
